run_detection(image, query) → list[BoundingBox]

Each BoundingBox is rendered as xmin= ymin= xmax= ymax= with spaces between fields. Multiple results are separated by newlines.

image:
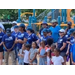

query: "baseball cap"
xmin=51 ymin=19 xmax=57 ymax=23
xmin=41 ymin=21 xmax=48 ymax=25
xmin=69 ymin=29 xmax=75 ymax=35
xmin=43 ymin=28 xmax=48 ymax=33
xmin=12 ymin=21 xmax=17 ymax=24
xmin=26 ymin=27 xmax=33 ymax=31
xmin=19 ymin=23 xmax=25 ymax=28
xmin=6 ymin=28 xmax=11 ymax=35
xmin=47 ymin=29 xmax=51 ymax=33
xmin=59 ymin=29 xmax=65 ymax=33
xmin=67 ymin=22 xmax=72 ymax=26
xmin=14 ymin=25 xmax=19 ymax=29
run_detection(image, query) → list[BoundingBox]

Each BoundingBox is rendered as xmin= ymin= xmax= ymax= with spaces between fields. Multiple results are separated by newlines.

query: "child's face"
xmin=40 ymin=41 xmax=45 ymax=47
xmin=51 ymin=46 xmax=55 ymax=52
xmin=43 ymin=32 xmax=47 ymax=36
xmin=26 ymin=47 xmax=30 ymax=51
xmin=54 ymin=49 xmax=59 ymax=56
xmin=22 ymin=44 xmax=26 ymax=50
xmin=14 ymin=28 xmax=19 ymax=32
xmin=32 ymin=42 xmax=36 ymax=48
xmin=47 ymin=32 xmax=51 ymax=36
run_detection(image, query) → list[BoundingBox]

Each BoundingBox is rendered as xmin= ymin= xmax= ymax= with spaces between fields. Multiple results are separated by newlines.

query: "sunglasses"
xmin=59 ymin=32 xmax=64 ymax=33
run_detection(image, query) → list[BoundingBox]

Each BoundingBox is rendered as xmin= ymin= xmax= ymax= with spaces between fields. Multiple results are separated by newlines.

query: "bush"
xmin=3 ymin=24 xmax=12 ymax=30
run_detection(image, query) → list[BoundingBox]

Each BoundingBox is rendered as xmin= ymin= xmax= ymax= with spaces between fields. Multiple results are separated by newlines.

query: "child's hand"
xmin=21 ymin=54 xmax=24 ymax=57
xmin=45 ymin=61 xmax=47 ymax=65
xmin=66 ymin=51 xmax=69 ymax=55
xmin=18 ymin=54 xmax=21 ymax=56
xmin=29 ymin=59 xmax=32 ymax=63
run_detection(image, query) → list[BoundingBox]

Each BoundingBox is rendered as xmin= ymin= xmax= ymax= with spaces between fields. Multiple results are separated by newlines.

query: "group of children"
xmin=0 ymin=20 xmax=75 ymax=65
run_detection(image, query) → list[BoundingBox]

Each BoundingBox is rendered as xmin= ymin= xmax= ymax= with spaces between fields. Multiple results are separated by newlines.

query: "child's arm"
xmin=31 ymin=53 xmax=37 ymax=62
xmin=18 ymin=52 xmax=21 ymax=57
xmin=29 ymin=52 xmax=31 ymax=61
xmin=66 ymin=44 xmax=70 ymax=55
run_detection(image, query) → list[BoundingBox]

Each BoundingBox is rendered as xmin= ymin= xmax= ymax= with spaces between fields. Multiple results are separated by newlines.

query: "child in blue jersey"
xmin=0 ymin=26 xmax=5 ymax=65
xmin=2 ymin=28 xmax=16 ymax=65
xmin=39 ymin=28 xmax=49 ymax=45
xmin=26 ymin=27 xmax=38 ymax=44
xmin=12 ymin=25 xmax=19 ymax=61
xmin=47 ymin=29 xmax=53 ymax=39
xmin=70 ymin=31 xmax=75 ymax=65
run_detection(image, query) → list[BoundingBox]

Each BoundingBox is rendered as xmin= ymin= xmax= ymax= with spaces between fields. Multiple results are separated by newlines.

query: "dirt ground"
xmin=2 ymin=55 xmax=70 ymax=65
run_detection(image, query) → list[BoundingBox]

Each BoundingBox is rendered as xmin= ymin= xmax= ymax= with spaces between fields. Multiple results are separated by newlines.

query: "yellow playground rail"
xmin=21 ymin=12 xmax=36 ymax=17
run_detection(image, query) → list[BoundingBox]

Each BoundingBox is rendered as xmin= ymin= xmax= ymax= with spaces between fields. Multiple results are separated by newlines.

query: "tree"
xmin=0 ymin=9 xmax=46 ymax=21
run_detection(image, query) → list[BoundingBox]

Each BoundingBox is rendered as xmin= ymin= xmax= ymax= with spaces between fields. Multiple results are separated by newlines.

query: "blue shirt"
xmin=57 ymin=36 xmax=67 ymax=52
xmin=0 ymin=32 xmax=4 ymax=43
xmin=17 ymin=32 xmax=28 ymax=49
xmin=27 ymin=33 xmax=38 ymax=44
xmin=49 ymin=25 xmax=61 ymax=43
xmin=70 ymin=44 xmax=75 ymax=62
xmin=70 ymin=36 xmax=75 ymax=44
xmin=12 ymin=31 xmax=20 ymax=49
xmin=2 ymin=34 xmax=15 ymax=51
xmin=40 ymin=35 xmax=49 ymax=45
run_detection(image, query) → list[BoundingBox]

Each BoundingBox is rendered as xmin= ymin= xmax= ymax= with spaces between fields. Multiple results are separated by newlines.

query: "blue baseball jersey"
xmin=12 ymin=31 xmax=20 ymax=49
xmin=0 ymin=32 xmax=5 ymax=43
xmin=2 ymin=34 xmax=15 ymax=51
xmin=70 ymin=44 xmax=75 ymax=62
xmin=57 ymin=36 xmax=67 ymax=52
xmin=27 ymin=33 xmax=38 ymax=44
xmin=49 ymin=25 xmax=61 ymax=43
xmin=40 ymin=35 xmax=49 ymax=45
xmin=17 ymin=32 xmax=28 ymax=49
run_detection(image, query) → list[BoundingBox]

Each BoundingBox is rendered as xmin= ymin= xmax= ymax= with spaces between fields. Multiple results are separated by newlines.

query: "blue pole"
xmin=64 ymin=9 xmax=67 ymax=24
xmin=61 ymin=9 xmax=64 ymax=22
xmin=58 ymin=16 xmax=61 ymax=26
xmin=73 ymin=16 xmax=75 ymax=24
xmin=33 ymin=9 xmax=35 ymax=17
xmin=51 ymin=9 xmax=55 ymax=20
xmin=17 ymin=9 xmax=21 ymax=22
xmin=44 ymin=16 xmax=47 ymax=22
xmin=29 ymin=16 xmax=32 ymax=27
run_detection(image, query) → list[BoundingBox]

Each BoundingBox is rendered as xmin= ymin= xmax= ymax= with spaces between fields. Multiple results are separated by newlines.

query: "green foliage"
xmin=0 ymin=9 xmax=46 ymax=21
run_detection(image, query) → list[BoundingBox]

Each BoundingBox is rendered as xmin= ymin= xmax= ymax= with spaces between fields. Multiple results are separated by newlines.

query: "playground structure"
xmin=17 ymin=9 xmax=75 ymax=30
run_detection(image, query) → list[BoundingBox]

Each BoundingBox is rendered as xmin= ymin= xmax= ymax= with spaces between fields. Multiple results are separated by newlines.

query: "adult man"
xmin=11 ymin=21 xmax=17 ymax=32
xmin=39 ymin=22 xmax=48 ymax=37
xmin=49 ymin=19 xmax=61 ymax=43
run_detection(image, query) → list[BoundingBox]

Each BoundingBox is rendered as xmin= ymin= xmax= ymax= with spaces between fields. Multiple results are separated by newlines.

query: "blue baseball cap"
xmin=41 ymin=21 xmax=48 ymax=26
xmin=19 ymin=23 xmax=25 ymax=28
xmin=14 ymin=25 xmax=19 ymax=29
xmin=26 ymin=26 xmax=33 ymax=31
xmin=47 ymin=29 xmax=51 ymax=33
xmin=67 ymin=22 xmax=72 ymax=26
xmin=68 ymin=29 xmax=75 ymax=35
xmin=6 ymin=28 xmax=11 ymax=35
xmin=43 ymin=28 xmax=48 ymax=33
